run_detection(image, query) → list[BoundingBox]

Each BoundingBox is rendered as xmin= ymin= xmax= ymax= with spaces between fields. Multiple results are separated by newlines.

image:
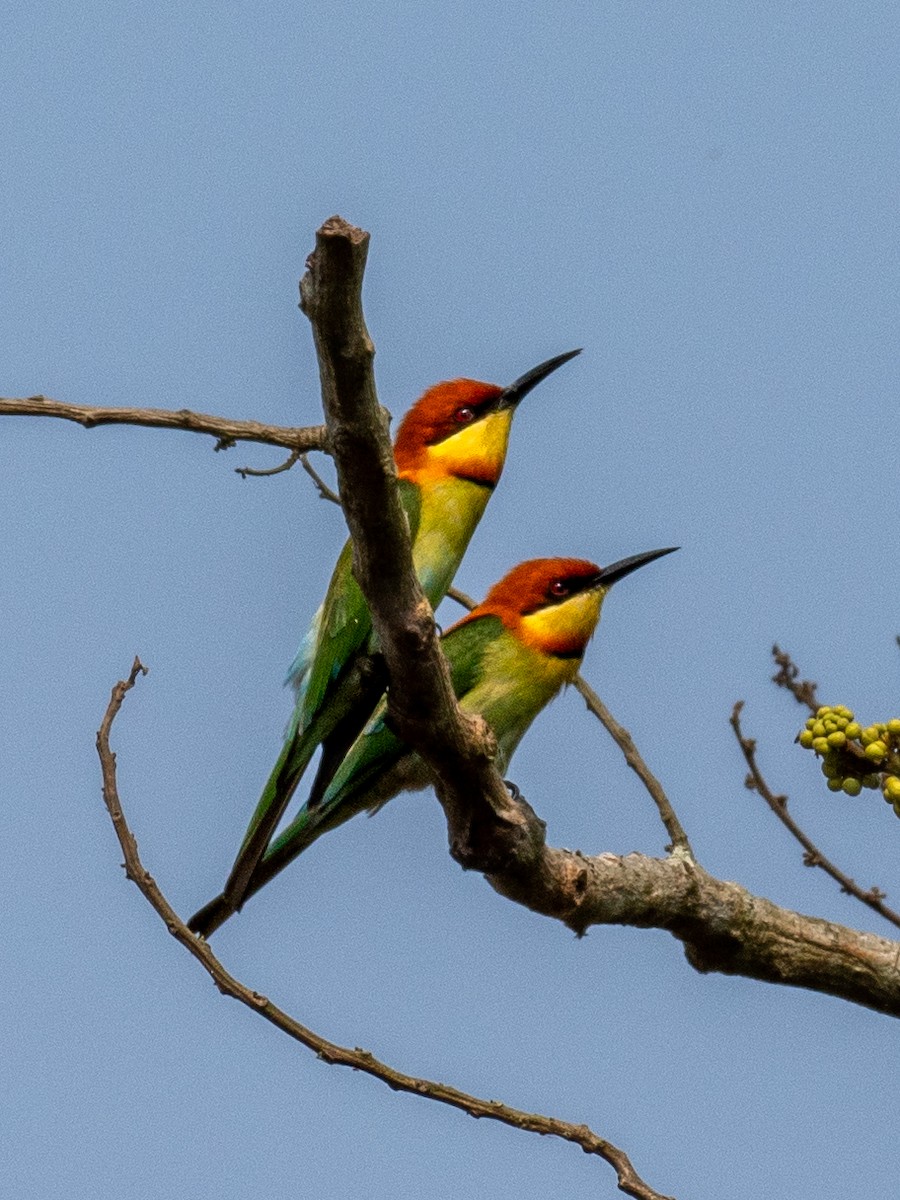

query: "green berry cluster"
xmin=798 ymin=706 xmax=900 ymax=813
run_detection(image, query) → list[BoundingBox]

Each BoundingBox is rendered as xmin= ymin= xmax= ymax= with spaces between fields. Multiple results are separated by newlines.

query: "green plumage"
xmin=228 ymin=611 xmax=582 ymax=907
xmin=187 ymin=351 xmax=584 ymax=938
xmin=188 ymin=475 xmax=495 ymax=937
xmin=199 ymin=480 xmax=423 ymax=916
xmin=290 ymin=479 xmax=422 ymax=730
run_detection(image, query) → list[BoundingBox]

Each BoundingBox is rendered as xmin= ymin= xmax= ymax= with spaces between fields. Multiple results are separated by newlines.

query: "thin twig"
xmin=235 ymin=450 xmax=302 ymax=478
xmin=771 ymin=646 xmax=871 ymax=773
xmin=299 ymin=453 xmax=341 ymax=503
xmin=730 ymin=701 xmax=900 ymax=932
xmin=446 ymin=584 xmax=477 ymax=610
xmin=96 ymin=659 xmax=674 ymax=1200
xmin=574 ymin=678 xmax=694 ymax=858
xmin=771 ymin=645 xmax=819 ymax=713
xmin=0 ymin=396 xmax=327 ymax=455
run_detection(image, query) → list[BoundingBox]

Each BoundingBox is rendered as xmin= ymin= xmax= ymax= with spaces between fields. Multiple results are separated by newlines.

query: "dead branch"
xmin=299 ymin=215 xmax=526 ymax=872
xmin=96 ymin=658 xmax=672 ymax=1200
xmin=235 ymin=449 xmax=302 ymax=478
xmin=14 ymin=215 xmax=900 ymax=1024
xmin=573 ymin=677 xmax=693 ymax=858
xmin=299 ymin=216 xmax=900 ymax=1018
xmin=299 ymin=452 xmax=341 ymax=502
xmin=0 ymin=396 xmax=326 ymax=455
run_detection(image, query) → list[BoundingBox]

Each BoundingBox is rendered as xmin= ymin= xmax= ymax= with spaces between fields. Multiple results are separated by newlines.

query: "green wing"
xmin=193 ymin=613 xmax=507 ymax=932
xmin=251 ymin=704 xmax=408 ymax=890
xmin=187 ymin=478 xmax=424 ymax=937
xmin=294 ymin=537 xmax=368 ymax=730
xmin=442 ymin=612 xmax=504 ymax=699
xmin=242 ymin=614 xmax=506 ymax=898
xmin=289 ymin=477 xmax=423 ymax=733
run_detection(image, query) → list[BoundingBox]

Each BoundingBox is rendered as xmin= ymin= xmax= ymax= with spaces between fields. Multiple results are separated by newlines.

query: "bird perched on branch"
xmin=191 ymin=548 xmax=676 ymax=936
xmin=188 ymin=351 xmax=581 ymax=936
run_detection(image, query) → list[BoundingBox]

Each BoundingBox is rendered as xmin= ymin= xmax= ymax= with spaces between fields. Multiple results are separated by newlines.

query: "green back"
xmin=292 ymin=477 xmax=423 ymax=733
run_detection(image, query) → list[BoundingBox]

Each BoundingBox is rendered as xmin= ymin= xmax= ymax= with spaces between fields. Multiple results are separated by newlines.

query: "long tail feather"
xmin=187 ymin=655 xmax=387 ymax=936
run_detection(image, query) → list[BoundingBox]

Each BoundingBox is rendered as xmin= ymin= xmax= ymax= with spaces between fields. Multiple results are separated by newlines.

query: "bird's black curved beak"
xmin=596 ymin=546 xmax=679 ymax=587
xmin=498 ymin=348 xmax=582 ymax=409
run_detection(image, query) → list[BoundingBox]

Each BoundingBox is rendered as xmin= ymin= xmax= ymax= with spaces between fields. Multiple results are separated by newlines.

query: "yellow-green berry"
xmin=812 ymin=737 xmax=829 ymax=754
xmin=827 ymin=730 xmax=846 ymax=748
xmin=842 ymin=778 xmax=862 ymax=797
xmin=845 ymin=722 xmax=861 ymax=740
xmin=888 ymin=719 xmax=900 ymax=737
xmin=799 ymin=730 xmax=814 ymax=749
xmin=883 ymin=778 xmax=900 ymax=802
xmin=865 ymin=741 xmax=887 ymax=762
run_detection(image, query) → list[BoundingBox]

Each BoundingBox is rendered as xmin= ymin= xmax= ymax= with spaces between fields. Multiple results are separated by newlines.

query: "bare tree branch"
xmin=0 ymin=396 xmax=327 ymax=455
xmin=298 ymin=216 xmax=900 ymax=1018
xmin=13 ymin=216 xmax=900 ymax=1025
xmin=96 ymin=658 xmax=673 ymax=1200
xmin=14 ymin=210 xmax=897 ymax=1200
xmin=731 ymin=701 xmax=900 ymax=933
xmin=573 ymin=677 xmax=694 ymax=858
xmin=299 ymin=215 xmax=527 ymax=872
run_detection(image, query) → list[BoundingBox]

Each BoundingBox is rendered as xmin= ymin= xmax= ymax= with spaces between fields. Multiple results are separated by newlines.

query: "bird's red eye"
xmin=549 ymin=579 xmax=569 ymax=597
xmin=454 ymin=406 xmax=475 ymax=424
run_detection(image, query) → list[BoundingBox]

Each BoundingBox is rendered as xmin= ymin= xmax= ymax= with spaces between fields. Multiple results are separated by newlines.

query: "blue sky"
xmin=3 ymin=3 xmax=899 ymax=1196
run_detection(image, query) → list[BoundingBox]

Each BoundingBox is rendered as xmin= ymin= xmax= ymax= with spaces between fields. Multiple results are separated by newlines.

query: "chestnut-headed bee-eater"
xmin=192 ymin=548 xmax=676 ymax=934
xmin=188 ymin=351 xmax=580 ymax=936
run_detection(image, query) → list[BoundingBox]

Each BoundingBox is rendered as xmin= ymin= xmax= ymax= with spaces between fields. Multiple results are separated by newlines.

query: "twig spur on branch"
xmin=97 ymin=658 xmax=672 ymax=1200
xmin=235 ymin=448 xmax=339 ymax=498
xmin=771 ymin=644 xmax=819 ymax=712
xmin=235 ymin=449 xmax=302 ymax=478
xmin=298 ymin=452 xmax=341 ymax=502
xmin=730 ymin=701 xmax=900 ymax=932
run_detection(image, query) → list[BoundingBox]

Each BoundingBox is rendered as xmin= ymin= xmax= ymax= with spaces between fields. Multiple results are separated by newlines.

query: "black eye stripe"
xmin=448 ymin=472 xmax=496 ymax=490
xmin=426 ymin=398 xmax=502 ymax=445
xmin=519 ymin=575 xmax=601 ymax=615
